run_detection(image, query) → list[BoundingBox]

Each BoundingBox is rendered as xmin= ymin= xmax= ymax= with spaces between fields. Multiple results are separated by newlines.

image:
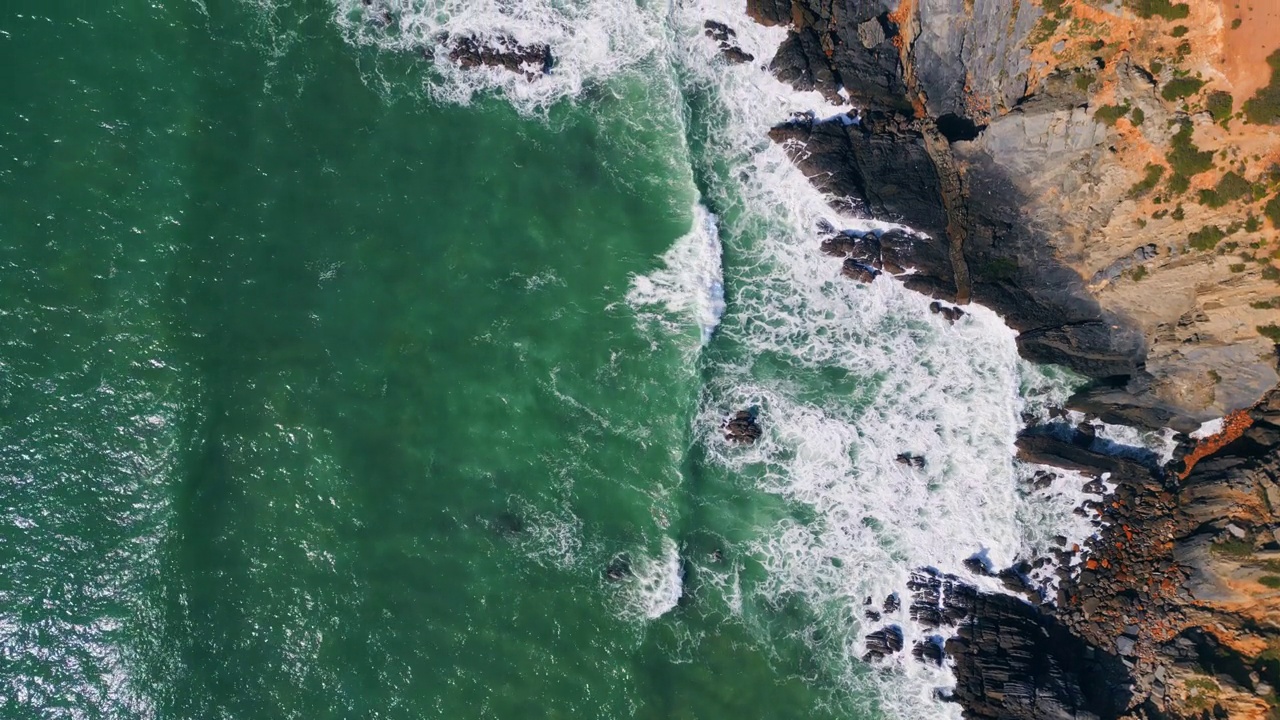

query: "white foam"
xmin=627 ymin=537 xmax=684 ymax=620
xmin=510 ymin=498 xmax=584 ymax=570
xmin=1191 ymin=417 xmax=1226 ymax=440
xmin=325 ymin=0 xmax=1113 ymax=714
xmin=627 ymin=202 xmax=726 ymax=345
xmin=330 ymin=0 xmax=666 ymax=113
xmin=666 ymin=2 xmax=1108 ymax=715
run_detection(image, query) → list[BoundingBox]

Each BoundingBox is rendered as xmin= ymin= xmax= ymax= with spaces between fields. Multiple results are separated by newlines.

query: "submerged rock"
xmin=723 ymin=410 xmax=763 ymax=444
xmin=605 ymin=554 xmax=632 ymax=582
xmin=493 ymin=510 xmax=524 ymax=536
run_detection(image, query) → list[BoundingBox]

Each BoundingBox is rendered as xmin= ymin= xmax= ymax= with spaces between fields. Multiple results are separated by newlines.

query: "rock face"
xmin=935 ymin=390 xmax=1280 ymax=718
xmin=946 ymin=591 xmax=1133 ymax=720
xmin=445 ymin=34 xmax=553 ymax=80
xmin=754 ymin=0 xmax=1280 ymax=430
xmin=742 ymin=1 xmax=1280 ymax=717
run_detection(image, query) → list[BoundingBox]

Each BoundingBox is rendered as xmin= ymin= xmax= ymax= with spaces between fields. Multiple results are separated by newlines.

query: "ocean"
xmin=0 ymin=0 xmax=1122 ymax=718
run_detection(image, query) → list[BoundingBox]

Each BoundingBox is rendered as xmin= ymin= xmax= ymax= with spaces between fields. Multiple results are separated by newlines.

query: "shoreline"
xmin=735 ymin=0 xmax=1280 ymax=716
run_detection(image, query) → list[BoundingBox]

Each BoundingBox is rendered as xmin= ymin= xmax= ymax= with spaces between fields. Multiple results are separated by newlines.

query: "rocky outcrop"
xmin=723 ymin=409 xmax=763 ymax=444
xmin=444 ymin=34 xmax=553 ymax=80
xmin=703 ymin=21 xmax=754 ymax=64
xmin=946 ymin=591 xmax=1133 ymax=720
xmin=756 ymin=0 xmax=1280 ymax=429
xmin=742 ymin=0 xmax=1280 ymax=717
xmin=863 ymin=625 xmax=905 ymax=661
xmin=934 ymin=389 xmax=1280 ymax=718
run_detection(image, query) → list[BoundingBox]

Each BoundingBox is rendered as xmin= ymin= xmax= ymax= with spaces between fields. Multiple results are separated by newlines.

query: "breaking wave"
xmin=326 ymin=0 xmax=1126 ymax=716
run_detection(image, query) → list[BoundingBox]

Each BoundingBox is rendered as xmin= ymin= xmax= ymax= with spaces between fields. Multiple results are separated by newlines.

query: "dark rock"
xmin=769 ymin=28 xmax=842 ymax=101
xmin=964 ymin=556 xmax=992 ymax=576
xmin=865 ymin=609 xmax=882 ymax=622
xmin=929 ymin=301 xmax=966 ymax=322
xmin=863 ymin=625 xmax=905 ymax=661
xmin=769 ymin=112 xmax=952 ymax=242
xmin=896 ymin=453 xmax=926 ymax=468
xmin=702 ymin=20 xmax=737 ymax=43
xmin=946 ymin=591 xmax=1134 ymax=720
xmin=841 ymin=259 xmax=880 ymax=283
xmin=883 ymin=593 xmax=900 ymax=613
xmin=723 ymin=409 xmax=763 ymax=444
xmin=445 ymin=34 xmax=553 ymax=80
xmin=913 ymin=638 xmax=946 ymax=665
xmin=703 ymin=20 xmax=754 ymax=64
xmin=1074 ymin=421 xmax=1098 ymax=447
xmin=820 ymin=232 xmax=881 ymax=267
xmin=1028 ymin=470 xmax=1056 ymax=490
xmin=744 ymin=0 xmax=791 ymax=26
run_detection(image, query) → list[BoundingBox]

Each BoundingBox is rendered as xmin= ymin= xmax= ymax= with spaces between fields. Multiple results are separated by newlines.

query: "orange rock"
xmin=1180 ymin=410 xmax=1255 ymax=479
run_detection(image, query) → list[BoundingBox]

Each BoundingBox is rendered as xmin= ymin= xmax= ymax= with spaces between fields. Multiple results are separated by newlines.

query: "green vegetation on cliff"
xmin=1244 ymin=50 xmax=1280 ymax=125
xmin=1206 ymin=91 xmax=1234 ymax=124
xmin=1162 ymin=77 xmax=1205 ymax=102
xmin=1095 ymin=103 xmax=1130 ymax=125
xmin=1167 ymin=121 xmax=1213 ymax=178
xmin=1125 ymin=0 xmax=1190 ymax=19
xmin=1128 ymin=163 xmax=1165 ymax=198
xmin=1266 ymin=194 xmax=1280 ymax=228
xmin=1188 ymin=225 xmax=1226 ymax=251
xmin=1197 ymin=172 xmax=1252 ymax=208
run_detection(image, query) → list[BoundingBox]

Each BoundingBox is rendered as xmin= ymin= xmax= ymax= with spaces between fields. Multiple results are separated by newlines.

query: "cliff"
xmin=743 ymin=0 xmax=1280 ymax=717
xmin=751 ymin=0 xmax=1280 ymax=431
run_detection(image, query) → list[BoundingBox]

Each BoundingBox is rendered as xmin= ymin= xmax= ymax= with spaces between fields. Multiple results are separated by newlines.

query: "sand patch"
xmin=1219 ymin=0 xmax=1280 ymax=99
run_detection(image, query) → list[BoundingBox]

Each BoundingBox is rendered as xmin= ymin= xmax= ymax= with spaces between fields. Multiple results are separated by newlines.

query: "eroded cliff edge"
xmin=744 ymin=0 xmax=1280 ymax=717
xmin=752 ymin=0 xmax=1280 ymax=431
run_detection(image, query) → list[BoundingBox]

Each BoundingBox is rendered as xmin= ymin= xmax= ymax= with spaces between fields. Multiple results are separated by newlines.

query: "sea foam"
xmin=627 ymin=202 xmax=726 ymax=346
xmin=328 ymin=1 xmax=1114 ymax=716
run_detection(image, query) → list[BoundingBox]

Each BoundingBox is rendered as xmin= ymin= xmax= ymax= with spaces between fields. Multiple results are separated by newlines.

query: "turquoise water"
xmin=0 ymin=1 xmax=1099 ymax=718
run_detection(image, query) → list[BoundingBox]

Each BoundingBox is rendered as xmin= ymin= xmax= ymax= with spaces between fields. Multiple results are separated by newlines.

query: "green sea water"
xmin=1 ymin=0 xmax=1106 ymax=718
xmin=0 ymin=1 xmax=859 ymax=718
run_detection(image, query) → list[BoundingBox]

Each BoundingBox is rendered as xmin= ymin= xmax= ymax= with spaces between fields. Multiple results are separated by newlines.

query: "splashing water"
xmin=627 ymin=202 xmax=726 ymax=346
xmin=326 ymin=0 xmax=1118 ymax=717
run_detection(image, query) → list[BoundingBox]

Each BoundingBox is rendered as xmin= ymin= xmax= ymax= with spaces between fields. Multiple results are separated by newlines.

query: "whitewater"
xmin=327 ymin=0 xmax=1143 ymax=716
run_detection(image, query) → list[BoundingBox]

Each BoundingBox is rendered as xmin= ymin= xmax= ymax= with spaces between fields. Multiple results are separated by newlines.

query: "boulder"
xmin=928 ymin=301 xmax=966 ymax=322
xmin=896 ymin=453 xmax=926 ymax=468
xmin=841 ymin=259 xmax=880 ymax=283
xmin=703 ymin=20 xmax=755 ymax=64
xmin=723 ymin=410 xmax=763 ymax=444
xmin=863 ymin=625 xmax=905 ymax=661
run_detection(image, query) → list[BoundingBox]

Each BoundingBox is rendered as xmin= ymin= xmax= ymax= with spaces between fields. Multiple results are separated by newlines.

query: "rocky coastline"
xmin=744 ymin=0 xmax=1280 ymax=717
